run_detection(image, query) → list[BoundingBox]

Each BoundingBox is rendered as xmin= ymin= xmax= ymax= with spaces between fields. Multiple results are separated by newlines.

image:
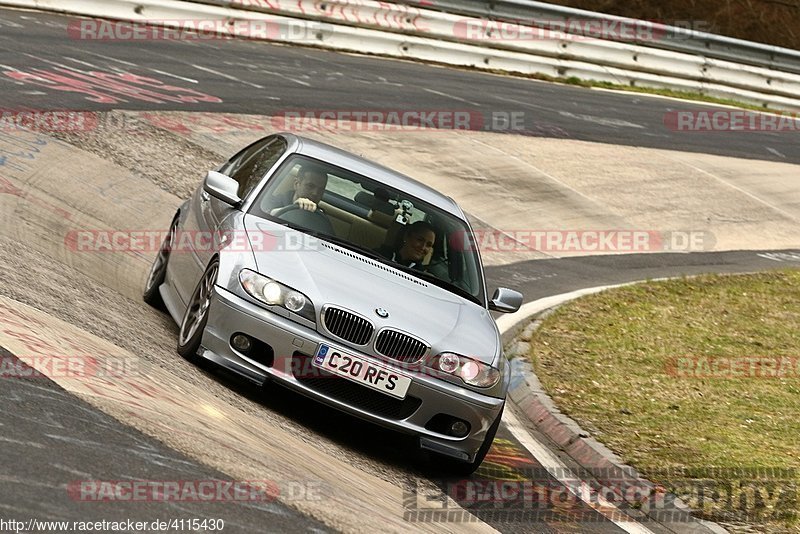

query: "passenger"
xmin=381 ymin=221 xmax=436 ymax=269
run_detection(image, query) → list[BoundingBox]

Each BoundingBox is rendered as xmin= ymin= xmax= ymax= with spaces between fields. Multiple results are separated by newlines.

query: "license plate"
xmin=313 ymin=344 xmax=411 ymax=399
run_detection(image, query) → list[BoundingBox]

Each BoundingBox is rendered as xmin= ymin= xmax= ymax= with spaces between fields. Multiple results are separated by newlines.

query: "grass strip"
xmin=528 ymin=270 xmax=800 ymax=528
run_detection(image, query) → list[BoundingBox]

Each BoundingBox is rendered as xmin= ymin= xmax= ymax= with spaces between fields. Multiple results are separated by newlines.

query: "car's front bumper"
xmin=200 ymin=285 xmax=506 ymax=462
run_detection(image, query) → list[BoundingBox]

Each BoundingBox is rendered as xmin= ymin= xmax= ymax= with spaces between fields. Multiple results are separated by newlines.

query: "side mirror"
xmin=203 ymin=171 xmax=241 ymax=206
xmin=489 ymin=288 xmax=523 ymax=313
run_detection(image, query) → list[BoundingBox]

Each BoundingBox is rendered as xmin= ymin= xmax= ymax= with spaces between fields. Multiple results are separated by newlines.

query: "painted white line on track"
xmin=149 ymin=68 xmax=199 ymax=84
xmin=502 ymin=408 xmax=656 ymax=534
xmin=24 ymin=53 xmax=85 ymax=72
xmin=192 ymin=64 xmax=266 ymax=90
xmin=467 ymin=137 xmax=607 ymax=209
xmin=423 ymin=87 xmax=482 ymax=107
xmin=22 ymin=54 xmax=129 ymax=84
xmin=64 ymin=56 xmax=102 ymax=69
xmin=758 ymin=251 xmax=800 ymax=262
xmin=766 ymin=146 xmax=786 ymax=159
xmin=0 ymin=475 xmax=64 ymax=492
xmin=51 ymin=463 xmax=93 ymax=478
xmin=220 ymin=61 xmax=311 ymax=87
xmin=0 ymin=436 xmax=46 ymax=448
xmin=259 ymin=69 xmax=310 ymax=87
xmin=83 ymin=51 xmax=138 ymax=67
xmin=0 ymin=18 xmax=23 ymax=29
xmin=493 ymin=94 xmax=558 ymax=113
xmin=559 ymin=111 xmax=645 ymax=129
xmin=667 ymin=156 xmax=799 ymax=222
xmin=375 ymin=76 xmax=403 ymax=87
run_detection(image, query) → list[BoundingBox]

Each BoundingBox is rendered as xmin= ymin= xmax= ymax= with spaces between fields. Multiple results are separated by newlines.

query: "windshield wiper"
xmin=315 ymin=233 xmax=387 ymax=262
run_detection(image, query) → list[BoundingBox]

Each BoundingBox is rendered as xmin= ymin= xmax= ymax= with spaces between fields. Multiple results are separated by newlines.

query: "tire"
xmin=143 ymin=217 xmax=177 ymax=308
xmin=177 ymin=259 xmax=219 ymax=359
xmin=436 ymin=403 xmax=504 ymax=477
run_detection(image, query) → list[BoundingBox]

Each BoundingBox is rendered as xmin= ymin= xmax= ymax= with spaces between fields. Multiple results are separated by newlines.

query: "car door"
xmin=171 ymin=136 xmax=287 ymax=304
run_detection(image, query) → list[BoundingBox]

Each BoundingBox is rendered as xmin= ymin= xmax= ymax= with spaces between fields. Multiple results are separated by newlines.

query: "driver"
xmin=270 ymin=164 xmax=329 ymax=215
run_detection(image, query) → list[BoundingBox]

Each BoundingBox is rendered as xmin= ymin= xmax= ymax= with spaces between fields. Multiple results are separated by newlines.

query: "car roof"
xmin=277 ymin=133 xmax=464 ymax=218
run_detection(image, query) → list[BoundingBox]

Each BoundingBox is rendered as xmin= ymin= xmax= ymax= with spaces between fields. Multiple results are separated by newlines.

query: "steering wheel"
xmin=275 ymin=204 xmax=333 ymax=234
xmin=272 ymin=204 xmax=302 ymax=218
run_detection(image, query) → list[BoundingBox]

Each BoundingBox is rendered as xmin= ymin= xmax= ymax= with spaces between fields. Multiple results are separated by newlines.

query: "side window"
xmin=326 ymin=174 xmax=365 ymax=200
xmin=220 ymin=136 xmax=287 ymax=199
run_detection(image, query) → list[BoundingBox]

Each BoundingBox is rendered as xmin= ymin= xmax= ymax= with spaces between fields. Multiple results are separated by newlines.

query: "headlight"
xmin=239 ymin=269 xmax=315 ymax=323
xmin=438 ymin=353 xmax=460 ymax=373
xmin=283 ymin=291 xmax=307 ymax=312
xmin=430 ymin=352 xmax=500 ymax=388
xmin=262 ymin=281 xmax=282 ymax=304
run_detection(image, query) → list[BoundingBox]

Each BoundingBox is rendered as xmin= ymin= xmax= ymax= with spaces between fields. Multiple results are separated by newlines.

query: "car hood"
xmin=245 ymin=216 xmax=499 ymax=363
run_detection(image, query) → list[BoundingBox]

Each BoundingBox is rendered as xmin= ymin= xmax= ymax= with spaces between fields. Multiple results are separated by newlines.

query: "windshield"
xmin=249 ymin=154 xmax=485 ymax=304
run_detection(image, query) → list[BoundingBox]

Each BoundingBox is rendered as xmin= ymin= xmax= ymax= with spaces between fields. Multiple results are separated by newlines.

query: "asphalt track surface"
xmin=0 ymin=347 xmax=331 ymax=534
xmin=0 ymin=8 xmax=798 ymax=163
xmin=1 ymin=6 xmax=799 ymax=534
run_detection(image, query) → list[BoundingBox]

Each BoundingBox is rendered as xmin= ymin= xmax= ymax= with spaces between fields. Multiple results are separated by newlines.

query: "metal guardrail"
xmin=5 ymin=0 xmax=800 ymax=110
xmin=392 ymin=0 xmax=800 ymax=75
xmin=177 ymin=0 xmax=800 ymax=105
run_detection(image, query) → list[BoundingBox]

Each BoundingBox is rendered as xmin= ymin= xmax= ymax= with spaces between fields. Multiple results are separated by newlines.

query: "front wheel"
xmin=177 ymin=259 xmax=219 ymax=359
xmin=143 ymin=217 xmax=177 ymax=308
xmin=435 ymin=404 xmax=504 ymax=477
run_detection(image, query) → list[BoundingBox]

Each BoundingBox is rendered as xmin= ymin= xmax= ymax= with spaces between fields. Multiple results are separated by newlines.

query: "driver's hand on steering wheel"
xmin=294 ymin=197 xmax=318 ymax=211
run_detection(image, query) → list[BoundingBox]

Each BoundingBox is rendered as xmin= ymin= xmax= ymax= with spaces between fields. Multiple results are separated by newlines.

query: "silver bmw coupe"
xmin=144 ymin=133 xmax=523 ymax=473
